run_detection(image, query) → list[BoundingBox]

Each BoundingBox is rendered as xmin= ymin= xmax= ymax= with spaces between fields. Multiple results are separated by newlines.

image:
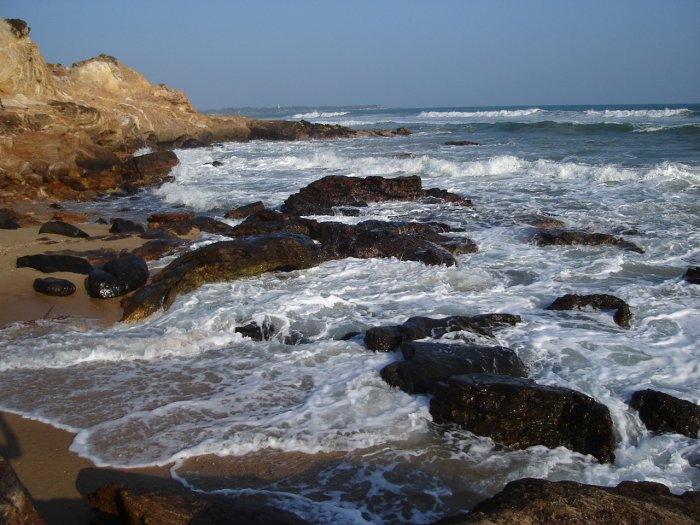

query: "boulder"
xmin=38 ymin=220 xmax=89 ymax=238
xmin=224 ymin=201 xmax=266 ymax=220
xmin=629 ymin=389 xmax=700 ymax=438
xmin=109 ymin=218 xmax=145 ymax=234
xmin=532 ymin=229 xmax=644 ymax=253
xmin=0 ymin=208 xmax=20 ymax=229
xmin=146 ymin=212 xmax=195 ymax=228
xmin=380 ymin=342 xmax=527 ymax=394
xmin=33 ymin=277 xmax=76 ymax=296
xmin=88 ymin=483 xmax=310 ymax=525
xmin=0 ymin=457 xmax=46 ymax=525
xmin=85 ymin=254 xmax=149 ymax=299
xmin=547 ymin=293 xmax=632 ymax=328
xmin=685 ymin=266 xmax=700 ymax=284
xmin=121 ymin=233 xmax=322 ymax=321
xmin=131 ymin=238 xmax=185 ymax=261
xmin=439 ymin=478 xmax=700 ymax=525
xmin=430 ymin=374 xmax=616 ymax=463
xmin=235 ymin=320 xmax=275 ymax=341
xmin=365 ymin=313 xmax=522 ymax=352
xmin=16 ymin=254 xmax=93 ymax=274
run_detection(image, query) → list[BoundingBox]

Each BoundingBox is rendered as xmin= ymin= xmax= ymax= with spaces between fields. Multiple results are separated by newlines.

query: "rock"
xmin=380 ymin=342 xmax=527 ymax=394
xmin=519 ymin=213 xmax=566 ymax=229
xmin=122 ymin=151 xmax=179 ymax=190
xmin=109 ymin=218 xmax=145 ymax=234
xmin=441 ymin=478 xmax=700 ymax=525
xmin=533 ymin=229 xmax=644 ymax=253
xmin=48 ymin=248 xmax=122 ymax=267
xmin=235 ymin=320 xmax=275 ymax=341
xmin=33 ymin=277 xmax=76 ymax=296
xmin=547 ymin=293 xmax=632 ymax=328
xmin=685 ymin=266 xmax=700 ymax=284
xmin=0 ymin=456 xmax=46 ymax=525
xmin=629 ymin=389 xmax=700 ymax=438
xmin=445 ymin=140 xmax=480 ymax=146
xmin=16 ymin=254 xmax=93 ymax=274
xmin=121 ymin=233 xmax=322 ymax=321
xmin=51 ymin=210 xmax=89 ymax=223
xmin=131 ymin=238 xmax=185 ymax=261
xmin=146 ymin=212 xmax=194 ymax=227
xmin=281 ymin=175 xmax=424 ymax=216
xmin=430 ymin=374 xmax=616 ymax=463
xmin=422 ymin=188 xmax=473 ymax=206
xmin=86 ymin=254 xmax=149 ymax=299
xmin=394 ymin=127 xmax=412 ymax=136
xmin=0 ymin=208 xmax=20 ymax=229
xmin=365 ymin=313 xmax=522 ymax=352
xmin=38 ymin=220 xmax=89 ymax=238
xmin=88 ymin=483 xmax=310 ymax=525
xmin=224 ymin=201 xmax=266 ymax=220
xmin=208 ymin=160 xmax=224 ymax=167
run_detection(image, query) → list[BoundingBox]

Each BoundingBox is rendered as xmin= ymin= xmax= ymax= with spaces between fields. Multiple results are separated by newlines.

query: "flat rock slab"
xmin=16 ymin=254 xmax=93 ymax=274
xmin=380 ymin=342 xmax=527 ymax=394
xmin=629 ymin=389 xmax=700 ymax=438
xmin=430 ymin=373 xmax=616 ymax=463
xmin=441 ymin=478 xmax=700 ymax=525
xmin=547 ymin=293 xmax=632 ymax=328
xmin=532 ymin=229 xmax=644 ymax=253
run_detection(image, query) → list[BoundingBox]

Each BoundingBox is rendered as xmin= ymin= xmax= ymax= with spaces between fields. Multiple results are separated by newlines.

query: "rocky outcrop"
xmin=629 ymin=389 xmax=700 ymax=438
xmin=280 ymin=175 xmax=471 ymax=216
xmin=121 ymin=233 xmax=322 ymax=321
xmin=0 ymin=456 xmax=46 ymax=525
xmin=430 ymin=374 xmax=616 ymax=463
xmin=532 ymin=229 xmax=644 ymax=253
xmin=88 ymin=483 xmax=310 ymax=525
xmin=0 ymin=18 xmax=371 ymax=203
xmin=547 ymin=293 xmax=632 ymax=328
xmin=380 ymin=342 xmax=527 ymax=394
xmin=439 ymin=478 xmax=700 ymax=525
xmin=33 ymin=277 xmax=76 ymax=296
xmin=86 ymin=254 xmax=149 ymax=299
xmin=365 ymin=313 xmax=522 ymax=352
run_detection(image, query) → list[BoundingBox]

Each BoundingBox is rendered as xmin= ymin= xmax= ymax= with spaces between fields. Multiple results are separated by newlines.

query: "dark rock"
xmin=86 ymin=254 xmax=149 ymax=299
xmin=338 ymin=331 xmax=361 ymax=341
xmin=131 ymin=239 xmax=185 ymax=261
xmin=422 ymin=188 xmax=473 ymax=206
xmin=224 ymin=201 xmax=266 ymax=220
xmin=629 ymin=389 xmax=700 ymax=438
xmin=547 ymin=293 xmax=632 ymax=328
xmin=121 ymin=233 xmax=322 ymax=321
xmin=364 ymin=314 xmax=522 ymax=352
xmin=38 ymin=220 xmax=89 ymax=238
xmin=209 ymin=160 xmax=224 ymax=167
xmin=281 ymin=175 xmax=425 ymax=216
xmin=533 ymin=229 xmax=644 ymax=253
xmin=96 ymin=217 xmax=109 ymax=225
xmin=0 ymin=457 xmax=46 ymax=525
xmin=88 ymin=483 xmax=310 ymax=525
xmin=442 ymin=478 xmax=700 ymax=525
xmin=16 ymin=254 xmax=93 ymax=274
xmin=685 ymin=266 xmax=700 ymax=284
xmin=430 ymin=373 xmax=616 ymax=463
xmin=445 ymin=140 xmax=480 ymax=146
xmin=394 ymin=127 xmax=412 ymax=136
xmin=235 ymin=320 xmax=275 ymax=341
xmin=109 ymin=218 xmax=145 ymax=234
xmin=48 ymin=248 xmax=122 ymax=267
xmin=33 ymin=277 xmax=76 ymax=296
xmin=0 ymin=208 xmax=20 ymax=229
xmin=121 ymin=150 xmax=179 ymax=191
xmin=146 ymin=212 xmax=194 ymax=227
xmin=381 ymin=342 xmax=527 ymax=394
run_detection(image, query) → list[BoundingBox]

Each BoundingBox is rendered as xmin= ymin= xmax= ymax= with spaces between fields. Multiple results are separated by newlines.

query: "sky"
xmin=3 ymin=0 xmax=699 ymax=110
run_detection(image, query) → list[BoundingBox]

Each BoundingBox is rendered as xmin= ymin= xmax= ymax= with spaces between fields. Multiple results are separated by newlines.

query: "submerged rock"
xmin=16 ymin=253 xmax=93 ymax=274
xmin=532 ymin=229 xmax=644 ymax=253
xmin=33 ymin=277 xmax=76 ymax=296
xmin=380 ymin=342 xmax=527 ymax=394
xmin=444 ymin=140 xmax=480 ymax=146
xmin=685 ymin=266 xmax=700 ymax=284
xmin=38 ymin=220 xmax=89 ymax=238
xmin=547 ymin=293 xmax=632 ymax=328
xmin=146 ymin=212 xmax=195 ymax=228
xmin=88 ymin=483 xmax=310 ymax=525
xmin=86 ymin=254 xmax=149 ymax=299
xmin=629 ymin=389 xmax=700 ymax=438
xmin=441 ymin=478 xmax=700 ymax=525
xmin=430 ymin=373 xmax=616 ymax=463
xmin=121 ymin=233 xmax=322 ymax=321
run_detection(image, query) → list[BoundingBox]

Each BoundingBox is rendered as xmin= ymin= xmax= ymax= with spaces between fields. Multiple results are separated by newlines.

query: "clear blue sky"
xmin=3 ymin=0 xmax=699 ymax=110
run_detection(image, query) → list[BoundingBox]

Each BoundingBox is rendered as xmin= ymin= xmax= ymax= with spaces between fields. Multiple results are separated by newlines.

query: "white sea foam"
xmin=419 ymin=108 xmax=543 ymax=119
xmin=291 ymin=111 xmax=350 ymax=119
xmin=585 ymin=108 xmax=692 ymax=119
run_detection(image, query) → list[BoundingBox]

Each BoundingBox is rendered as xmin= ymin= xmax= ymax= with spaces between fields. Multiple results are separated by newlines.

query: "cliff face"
xmin=0 ymin=18 xmax=366 ymax=202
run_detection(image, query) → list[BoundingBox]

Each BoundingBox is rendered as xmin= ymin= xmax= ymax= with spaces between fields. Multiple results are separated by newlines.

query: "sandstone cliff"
xmin=0 ymin=18 xmax=371 ymax=202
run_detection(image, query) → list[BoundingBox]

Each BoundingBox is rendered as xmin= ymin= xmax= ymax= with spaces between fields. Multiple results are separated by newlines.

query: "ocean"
xmin=1 ymin=104 xmax=699 ymax=523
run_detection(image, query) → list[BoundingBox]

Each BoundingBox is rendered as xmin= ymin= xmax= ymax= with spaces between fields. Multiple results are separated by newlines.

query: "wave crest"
xmin=291 ymin=111 xmax=350 ymax=119
xmin=585 ymin=108 xmax=692 ymax=119
xmin=419 ymin=108 xmax=543 ymax=118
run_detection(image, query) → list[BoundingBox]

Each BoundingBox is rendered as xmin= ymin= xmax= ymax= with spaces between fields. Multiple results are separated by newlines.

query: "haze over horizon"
xmin=3 ymin=0 xmax=699 ymax=110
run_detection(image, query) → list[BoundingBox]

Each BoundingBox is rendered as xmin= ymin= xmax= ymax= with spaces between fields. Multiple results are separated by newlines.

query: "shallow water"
xmin=1 ymin=104 xmax=699 ymax=523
